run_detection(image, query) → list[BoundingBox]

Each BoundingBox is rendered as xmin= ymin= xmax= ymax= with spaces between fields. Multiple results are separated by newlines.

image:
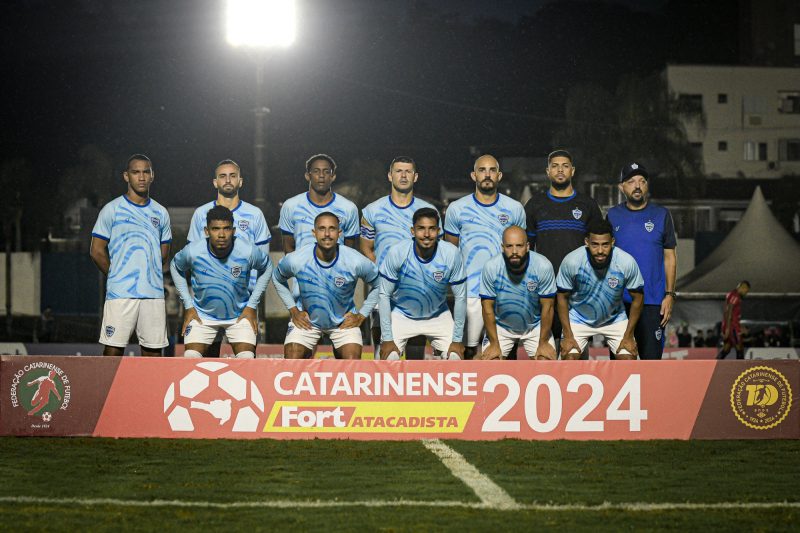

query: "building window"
xmin=718 ymin=141 xmax=728 ymax=151
xmin=779 ymin=139 xmax=800 ymax=161
xmin=778 ymin=91 xmax=800 ymax=114
xmin=677 ymin=94 xmax=703 ymax=114
xmin=718 ymin=93 xmax=728 ymax=104
xmin=744 ymin=141 xmax=768 ymax=161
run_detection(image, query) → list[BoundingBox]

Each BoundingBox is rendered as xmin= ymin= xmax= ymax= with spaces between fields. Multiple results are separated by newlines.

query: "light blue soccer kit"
xmin=273 ymin=244 xmax=379 ymax=349
xmin=379 ymin=240 xmax=467 ymax=354
xmin=443 ymin=193 xmax=526 ymax=346
xmin=279 ymin=192 xmax=360 ymax=251
xmin=361 ymin=196 xmax=438 ymax=267
xmin=556 ymin=247 xmax=644 ymax=353
xmin=92 ymin=195 xmax=172 ymax=348
xmin=479 ymin=252 xmax=557 ymax=357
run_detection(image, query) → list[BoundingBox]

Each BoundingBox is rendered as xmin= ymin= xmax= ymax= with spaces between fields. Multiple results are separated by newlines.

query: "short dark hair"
xmin=126 ymin=153 xmax=152 ymax=169
xmin=413 ymin=207 xmax=440 ymax=226
xmin=739 ymin=280 xmax=751 ymax=288
xmin=206 ymin=205 xmax=234 ymax=226
xmin=215 ymin=159 xmax=241 ymax=174
xmin=586 ymin=218 xmax=613 ymax=237
xmin=547 ymin=150 xmax=573 ymax=164
xmin=305 ymin=154 xmax=337 ymax=174
xmin=314 ymin=211 xmax=340 ymax=227
xmin=389 ymin=156 xmax=416 ymax=172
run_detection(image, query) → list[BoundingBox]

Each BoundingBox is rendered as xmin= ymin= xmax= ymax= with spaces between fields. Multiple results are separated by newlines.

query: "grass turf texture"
xmin=0 ymin=438 xmax=797 ymax=531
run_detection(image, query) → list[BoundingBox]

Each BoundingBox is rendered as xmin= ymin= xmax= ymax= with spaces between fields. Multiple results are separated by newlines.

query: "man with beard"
xmin=607 ymin=162 xmax=677 ymax=360
xmin=556 ymin=219 xmax=644 ymax=360
xmin=444 ymin=155 xmax=525 ymax=359
xmin=524 ymin=150 xmax=603 ymax=345
xmin=279 ymin=154 xmax=359 ymax=253
xmin=479 ymin=226 xmax=557 ymax=360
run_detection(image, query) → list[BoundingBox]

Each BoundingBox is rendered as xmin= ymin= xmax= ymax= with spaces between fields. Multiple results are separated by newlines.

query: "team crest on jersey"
xmin=498 ymin=213 xmax=509 ymax=225
xmin=607 ymin=276 xmax=620 ymax=289
xmin=238 ymin=220 xmax=250 ymax=231
xmin=231 ymin=266 xmax=242 ymax=278
xmin=526 ymin=280 xmax=538 ymax=292
xmin=150 ymin=216 xmax=160 ymax=228
xmin=433 ymin=271 xmax=445 ymax=282
xmin=334 ymin=276 xmax=346 ymax=288
xmin=105 ymin=325 xmax=115 ymax=337
xmin=572 ymin=208 xmax=582 ymax=220
xmin=645 ymin=220 xmax=655 ymax=233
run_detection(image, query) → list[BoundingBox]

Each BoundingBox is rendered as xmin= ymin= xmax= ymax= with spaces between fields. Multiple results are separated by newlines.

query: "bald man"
xmin=479 ymin=226 xmax=557 ymax=360
xmin=444 ymin=155 xmax=526 ymax=359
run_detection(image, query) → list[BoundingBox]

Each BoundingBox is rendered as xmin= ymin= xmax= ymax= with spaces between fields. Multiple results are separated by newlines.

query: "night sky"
xmin=3 ymin=0 xmax=739 ymax=232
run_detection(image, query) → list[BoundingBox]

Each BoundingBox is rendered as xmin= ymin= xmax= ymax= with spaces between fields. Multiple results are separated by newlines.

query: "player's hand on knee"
xmin=535 ymin=341 xmax=557 ymax=360
xmin=338 ymin=312 xmax=365 ymax=330
xmin=182 ymin=308 xmax=200 ymax=335
xmin=480 ymin=342 xmax=502 ymax=360
xmin=447 ymin=342 xmax=465 ymax=358
xmin=237 ymin=306 xmax=258 ymax=332
xmin=380 ymin=341 xmax=401 ymax=360
xmin=616 ymin=337 xmax=638 ymax=360
xmin=560 ymin=337 xmax=581 ymax=360
xmin=289 ymin=307 xmax=313 ymax=330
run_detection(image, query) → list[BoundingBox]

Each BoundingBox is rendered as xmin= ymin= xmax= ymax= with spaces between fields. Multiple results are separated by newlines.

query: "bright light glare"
xmin=226 ymin=0 xmax=296 ymax=48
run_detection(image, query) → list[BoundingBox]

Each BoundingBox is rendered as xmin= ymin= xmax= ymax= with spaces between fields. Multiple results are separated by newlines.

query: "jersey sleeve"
xmin=160 ymin=208 xmax=172 ymax=244
xmin=662 ymin=209 xmax=677 ymax=249
xmin=443 ymin=203 xmax=460 ymax=237
xmin=523 ymin=200 xmax=538 ymax=244
xmin=479 ymin=262 xmax=497 ymax=300
xmin=343 ymin=206 xmax=360 ymax=239
xmin=278 ymin=200 xmax=294 ymax=235
xmin=357 ymin=255 xmax=380 ymax=284
xmin=379 ymin=247 xmax=402 ymax=283
xmin=586 ymin=198 xmax=603 ymax=225
xmin=169 ymin=246 xmax=194 ymax=309
xmin=253 ymin=210 xmax=272 ymax=246
xmin=272 ymin=255 xmax=298 ymax=310
xmin=513 ymin=202 xmax=527 ymax=229
xmin=537 ymin=259 xmax=557 ymax=297
xmin=556 ymin=258 xmax=575 ymax=292
xmin=625 ymin=256 xmax=645 ymax=291
xmin=360 ymin=206 xmax=376 ymax=241
xmin=187 ymin=208 xmax=204 ymax=243
xmin=449 ymin=249 xmax=467 ymax=285
xmin=91 ymin=202 xmax=115 ymax=241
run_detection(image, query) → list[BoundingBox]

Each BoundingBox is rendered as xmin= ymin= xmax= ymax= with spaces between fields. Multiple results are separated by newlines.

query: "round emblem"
xmin=498 ymin=213 xmax=509 ymax=225
xmin=334 ymin=276 xmax=346 ymax=288
xmin=433 ymin=271 xmax=445 ymax=282
xmin=526 ymin=280 xmax=538 ymax=292
xmin=730 ymin=366 xmax=792 ymax=430
xmin=238 ymin=220 xmax=250 ymax=231
xmin=607 ymin=276 xmax=620 ymax=289
xmin=10 ymin=362 xmax=71 ymax=425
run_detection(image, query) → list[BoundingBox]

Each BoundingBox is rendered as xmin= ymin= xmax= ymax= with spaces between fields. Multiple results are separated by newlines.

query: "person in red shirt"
xmin=717 ymin=280 xmax=750 ymax=360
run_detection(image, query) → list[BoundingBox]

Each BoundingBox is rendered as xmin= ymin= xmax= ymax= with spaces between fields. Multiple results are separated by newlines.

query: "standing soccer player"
xmin=525 ymin=150 xmax=603 ymax=344
xmin=90 ymin=154 xmax=172 ymax=356
xmin=361 ymin=156 xmax=438 ymax=349
xmin=480 ymin=226 xmax=557 ymax=360
xmin=380 ymin=207 xmax=467 ymax=360
xmin=607 ymin=162 xmax=677 ymax=359
xmin=717 ymin=280 xmax=750 ymax=360
xmin=556 ymin=219 xmax=644 ymax=360
xmin=443 ymin=154 xmax=525 ymax=358
xmin=273 ymin=212 xmax=379 ymax=359
xmin=170 ymin=206 xmax=273 ymax=359
xmin=279 ymin=154 xmax=359 ymax=253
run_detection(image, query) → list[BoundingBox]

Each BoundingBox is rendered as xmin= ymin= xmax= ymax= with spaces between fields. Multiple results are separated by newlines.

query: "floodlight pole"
xmin=253 ymin=60 xmax=269 ymax=209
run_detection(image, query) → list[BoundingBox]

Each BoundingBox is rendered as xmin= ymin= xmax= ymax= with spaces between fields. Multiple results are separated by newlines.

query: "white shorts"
xmin=184 ymin=318 xmax=256 ymax=346
xmin=569 ymin=320 xmax=629 ymax=353
xmin=99 ymin=298 xmax=168 ymax=349
xmin=483 ymin=324 xmax=555 ymax=358
xmin=390 ymin=310 xmax=454 ymax=354
xmin=284 ymin=322 xmax=363 ymax=350
xmin=465 ymin=297 xmax=484 ymax=347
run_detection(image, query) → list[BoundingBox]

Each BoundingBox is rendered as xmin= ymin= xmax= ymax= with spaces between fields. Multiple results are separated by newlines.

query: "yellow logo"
xmin=730 ymin=366 xmax=792 ymax=430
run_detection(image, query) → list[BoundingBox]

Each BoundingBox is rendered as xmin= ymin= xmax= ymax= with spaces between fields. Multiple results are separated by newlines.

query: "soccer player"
xmin=443 ymin=154 xmax=525 ymax=358
xmin=717 ymin=280 xmax=750 ymax=360
xmin=90 ymin=154 xmax=171 ymax=356
xmin=556 ymin=219 xmax=644 ymax=360
xmin=279 ymin=154 xmax=359 ymax=253
xmin=479 ymin=226 xmax=557 ymax=360
xmin=361 ymin=156 xmax=438 ymax=351
xmin=273 ymin=212 xmax=379 ymax=359
xmin=607 ymin=162 xmax=677 ymax=360
xmin=170 ymin=206 xmax=273 ymax=359
xmin=525 ymin=150 xmax=603 ymax=344
xmin=380 ymin=207 xmax=467 ymax=360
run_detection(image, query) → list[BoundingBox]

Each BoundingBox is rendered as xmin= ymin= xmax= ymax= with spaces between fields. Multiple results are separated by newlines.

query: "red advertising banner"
xmin=2 ymin=357 xmax=797 ymax=440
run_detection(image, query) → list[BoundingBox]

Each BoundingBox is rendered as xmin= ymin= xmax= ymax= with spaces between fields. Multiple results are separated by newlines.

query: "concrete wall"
xmin=0 ymin=252 xmax=40 ymax=316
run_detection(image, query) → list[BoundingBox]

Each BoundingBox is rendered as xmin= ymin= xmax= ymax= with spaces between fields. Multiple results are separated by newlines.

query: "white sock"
xmin=184 ymin=350 xmax=202 ymax=358
xmin=235 ymin=351 xmax=255 ymax=359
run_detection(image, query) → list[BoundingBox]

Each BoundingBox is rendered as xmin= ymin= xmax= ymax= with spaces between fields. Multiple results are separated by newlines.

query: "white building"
xmin=665 ymin=65 xmax=800 ymax=179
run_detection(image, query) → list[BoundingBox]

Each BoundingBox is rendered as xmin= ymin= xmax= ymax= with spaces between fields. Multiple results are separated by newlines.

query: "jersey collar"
xmin=313 ymin=244 xmax=340 ymax=269
xmin=389 ymin=196 xmax=415 ymax=209
xmin=546 ymin=191 xmax=576 ymax=203
xmin=472 ymin=193 xmax=499 ymax=207
xmin=215 ymin=199 xmax=243 ymax=212
xmin=306 ymin=192 xmax=336 ymax=208
xmin=123 ymin=194 xmax=151 ymax=208
xmin=413 ymin=240 xmax=438 ymax=264
xmin=207 ymin=237 xmax=235 ymax=261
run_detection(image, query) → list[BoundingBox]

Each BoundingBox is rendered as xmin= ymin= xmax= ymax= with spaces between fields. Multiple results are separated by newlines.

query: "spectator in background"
xmin=693 ymin=329 xmax=705 ymax=348
xmin=677 ymin=323 xmax=692 ymax=347
xmin=706 ymin=328 xmax=719 ymax=348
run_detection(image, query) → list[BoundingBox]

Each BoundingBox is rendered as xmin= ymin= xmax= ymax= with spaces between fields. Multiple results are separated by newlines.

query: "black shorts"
xmin=625 ymin=303 xmax=664 ymax=360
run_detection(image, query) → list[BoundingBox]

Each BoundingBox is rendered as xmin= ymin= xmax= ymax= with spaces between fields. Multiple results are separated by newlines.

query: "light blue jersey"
xmin=556 ymin=247 xmax=644 ymax=328
xmin=170 ymin=238 xmax=273 ymax=321
xmin=378 ymin=240 xmax=467 ymax=342
xmin=479 ymin=252 xmax=556 ymax=334
xmin=92 ymin=195 xmax=172 ymax=300
xmin=279 ymin=192 xmax=359 ymax=250
xmin=187 ymin=200 xmax=271 ymax=249
xmin=361 ymin=196 xmax=438 ymax=266
xmin=443 ymin=193 xmax=526 ymax=298
xmin=273 ymin=245 xmax=380 ymax=330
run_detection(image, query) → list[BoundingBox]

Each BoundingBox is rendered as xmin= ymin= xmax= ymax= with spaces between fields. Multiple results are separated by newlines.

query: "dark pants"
xmin=624 ymin=303 xmax=664 ymax=360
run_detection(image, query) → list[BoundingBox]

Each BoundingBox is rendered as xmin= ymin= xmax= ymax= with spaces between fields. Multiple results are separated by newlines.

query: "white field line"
xmin=421 ymin=438 xmax=521 ymax=510
xmin=1 ymin=495 xmax=799 ymax=512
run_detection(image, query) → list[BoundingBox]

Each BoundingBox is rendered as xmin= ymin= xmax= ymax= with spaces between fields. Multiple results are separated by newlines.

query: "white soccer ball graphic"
xmin=163 ymin=361 xmax=265 ymax=432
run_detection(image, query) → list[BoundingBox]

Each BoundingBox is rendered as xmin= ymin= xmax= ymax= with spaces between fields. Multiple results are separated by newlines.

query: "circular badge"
xmin=730 ymin=366 xmax=792 ymax=430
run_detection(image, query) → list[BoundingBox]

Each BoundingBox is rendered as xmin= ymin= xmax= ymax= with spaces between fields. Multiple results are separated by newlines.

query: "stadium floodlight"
xmin=225 ymin=0 xmax=296 ymax=48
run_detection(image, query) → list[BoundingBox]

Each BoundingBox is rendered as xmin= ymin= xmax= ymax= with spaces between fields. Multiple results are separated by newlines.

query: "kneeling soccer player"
xmin=273 ymin=212 xmax=379 ymax=360
xmin=556 ymin=219 xmax=644 ymax=360
xmin=170 ymin=205 xmax=273 ymax=359
xmin=378 ymin=207 xmax=467 ymax=360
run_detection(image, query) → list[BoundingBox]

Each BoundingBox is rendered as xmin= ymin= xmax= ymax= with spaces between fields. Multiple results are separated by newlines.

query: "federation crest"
xmin=150 ymin=216 xmax=160 ymax=229
xmin=572 ymin=208 xmax=582 ymax=220
xmin=9 ymin=362 xmax=71 ymax=425
xmin=334 ymin=276 xmax=346 ymax=288
xmin=730 ymin=366 xmax=792 ymax=430
xmin=645 ymin=220 xmax=655 ymax=233
xmin=607 ymin=276 xmax=620 ymax=289
xmin=105 ymin=325 xmax=115 ymax=337
xmin=526 ymin=280 xmax=538 ymax=292
xmin=238 ymin=220 xmax=250 ymax=231
xmin=498 ymin=213 xmax=509 ymax=225
xmin=231 ymin=266 xmax=242 ymax=278
xmin=433 ymin=271 xmax=445 ymax=282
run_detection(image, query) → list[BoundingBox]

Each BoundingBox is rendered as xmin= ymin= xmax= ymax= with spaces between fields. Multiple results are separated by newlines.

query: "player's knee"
xmin=184 ymin=350 xmax=203 ymax=358
xmin=235 ymin=351 xmax=255 ymax=359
